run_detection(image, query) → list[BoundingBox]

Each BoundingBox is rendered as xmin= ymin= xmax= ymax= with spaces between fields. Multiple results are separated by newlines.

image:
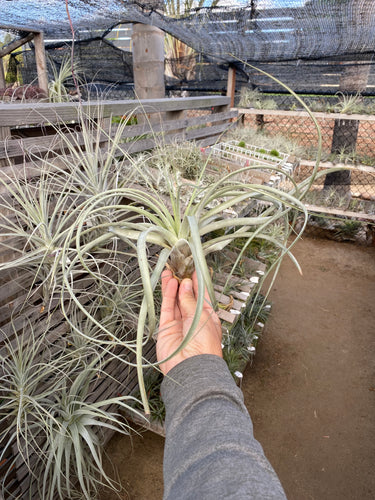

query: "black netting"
xmin=1 ymin=1 xmax=375 ymax=62
xmin=20 ymin=38 xmax=134 ymax=90
xmin=2 ymin=1 xmax=375 ymax=96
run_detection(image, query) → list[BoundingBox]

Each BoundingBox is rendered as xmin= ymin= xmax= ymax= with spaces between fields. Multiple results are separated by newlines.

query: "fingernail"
xmin=181 ymin=279 xmax=193 ymax=292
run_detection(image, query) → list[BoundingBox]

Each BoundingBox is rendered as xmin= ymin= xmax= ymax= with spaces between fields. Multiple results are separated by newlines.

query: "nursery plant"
xmin=0 ymin=61 xmax=343 ymax=498
xmin=58 ymin=149 xmax=312 ymax=413
xmin=0 ymin=328 xmax=143 ymax=499
xmin=48 ymin=55 xmax=80 ymax=103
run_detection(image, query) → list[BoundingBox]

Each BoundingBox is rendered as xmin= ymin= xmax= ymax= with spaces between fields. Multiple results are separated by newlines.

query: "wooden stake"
xmin=227 ymin=66 xmax=236 ymax=108
xmin=0 ymin=58 xmax=5 ymax=88
xmin=33 ymin=32 xmax=49 ymax=96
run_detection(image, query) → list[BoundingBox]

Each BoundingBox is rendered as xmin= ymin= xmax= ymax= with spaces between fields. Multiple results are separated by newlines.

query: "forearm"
xmin=161 ymin=355 xmax=287 ymax=500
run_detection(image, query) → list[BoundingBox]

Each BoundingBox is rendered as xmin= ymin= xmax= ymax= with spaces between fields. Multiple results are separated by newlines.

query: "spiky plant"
xmin=48 ymin=55 xmax=80 ymax=103
xmin=0 ymin=169 xmax=79 ymax=302
xmin=334 ymin=92 xmax=363 ymax=114
xmin=38 ymin=358 xmax=142 ymax=500
xmin=54 ymin=141 xmax=312 ymax=413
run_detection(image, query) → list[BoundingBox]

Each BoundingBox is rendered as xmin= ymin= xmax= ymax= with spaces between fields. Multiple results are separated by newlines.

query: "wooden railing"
xmin=0 ymin=96 xmax=236 ymax=162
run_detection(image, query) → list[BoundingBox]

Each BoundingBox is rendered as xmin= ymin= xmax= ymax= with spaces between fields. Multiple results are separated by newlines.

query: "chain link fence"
xmin=238 ymin=109 xmax=375 ymax=245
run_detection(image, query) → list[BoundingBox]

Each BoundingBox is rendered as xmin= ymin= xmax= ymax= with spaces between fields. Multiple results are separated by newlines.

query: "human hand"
xmin=156 ymin=269 xmax=222 ymax=375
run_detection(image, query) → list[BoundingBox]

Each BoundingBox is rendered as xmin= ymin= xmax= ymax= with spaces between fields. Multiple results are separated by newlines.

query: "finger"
xmin=192 ymin=270 xmax=215 ymax=312
xmin=160 ymin=276 xmax=179 ymax=327
xmin=161 ymin=269 xmax=174 ymax=297
xmin=178 ymin=278 xmax=197 ymax=322
xmin=192 ymin=271 xmax=222 ymax=338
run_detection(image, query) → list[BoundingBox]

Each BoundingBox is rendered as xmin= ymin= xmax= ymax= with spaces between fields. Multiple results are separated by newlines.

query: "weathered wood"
xmin=165 ymin=109 xmax=186 ymax=137
xmin=185 ymin=122 xmax=232 ymax=142
xmin=237 ymin=107 xmax=375 ymax=122
xmin=0 ymin=33 xmax=34 ymax=58
xmin=305 ymin=203 xmax=375 ymax=222
xmin=132 ymin=23 xmax=165 ymax=101
xmin=0 ymin=109 xmax=238 ymax=161
xmin=0 ymin=24 xmax=41 ymax=34
xmin=33 ymin=32 xmax=49 ymax=96
xmin=0 ymin=124 xmax=11 ymax=168
xmin=227 ymin=66 xmax=236 ymax=109
xmin=0 ymin=57 xmax=5 ymax=88
xmin=0 ymin=96 xmax=231 ymax=127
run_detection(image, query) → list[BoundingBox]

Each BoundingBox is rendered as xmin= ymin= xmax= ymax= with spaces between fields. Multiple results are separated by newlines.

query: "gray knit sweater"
xmin=161 ymin=354 xmax=287 ymax=500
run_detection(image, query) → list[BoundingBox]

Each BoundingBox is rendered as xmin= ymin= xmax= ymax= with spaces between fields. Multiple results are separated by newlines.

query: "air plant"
xmin=0 ymin=169 xmax=79 ymax=303
xmin=38 ymin=358 xmax=142 ymax=500
xmin=56 ymin=143 xmax=310 ymax=414
xmin=0 ymin=326 xmax=144 ymax=500
xmin=48 ymin=55 xmax=80 ymax=103
xmin=334 ymin=92 xmax=363 ymax=115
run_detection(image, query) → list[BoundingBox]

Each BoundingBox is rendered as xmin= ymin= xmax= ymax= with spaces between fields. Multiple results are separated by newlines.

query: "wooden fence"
xmin=0 ymin=96 xmax=237 ymax=498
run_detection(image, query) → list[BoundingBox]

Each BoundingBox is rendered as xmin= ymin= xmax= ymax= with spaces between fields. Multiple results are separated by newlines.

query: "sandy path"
xmin=101 ymin=238 xmax=375 ymax=500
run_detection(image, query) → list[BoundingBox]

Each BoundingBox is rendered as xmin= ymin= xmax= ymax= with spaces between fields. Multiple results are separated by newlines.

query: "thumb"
xmin=178 ymin=278 xmax=197 ymax=321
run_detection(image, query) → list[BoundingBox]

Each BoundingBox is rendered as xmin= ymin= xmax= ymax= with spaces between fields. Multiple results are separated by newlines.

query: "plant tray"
xmin=206 ymin=141 xmax=295 ymax=189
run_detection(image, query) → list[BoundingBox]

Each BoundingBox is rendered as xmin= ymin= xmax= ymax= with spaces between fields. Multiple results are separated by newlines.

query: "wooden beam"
xmin=305 ymin=204 xmax=375 ymax=222
xmin=132 ymin=19 xmax=165 ymax=124
xmin=0 ymin=58 xmax=5 ymax=88
xmin=33 ymin=32 xmax=49 ymax=95
xmin=0 ymin=96 xmax=231 ymax=127
xmin=0 ymin=24 xmax=41 ymax=34
xmin=237 ymin=108 xmax=375 ymax=122
xmin=227 ymin=66 xmax=236 ymax=108
xmin=0 ymin=109 xmax=238 ymax=161
xmin=0 ymin=33 xmax=34 ymax=58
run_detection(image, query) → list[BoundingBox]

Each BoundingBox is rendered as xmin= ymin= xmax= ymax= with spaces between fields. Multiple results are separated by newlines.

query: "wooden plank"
xmin=0 ymin=24 xmax=41 ymax=34
xmin=227 ymin=66 xmax=236 ymax=109
xmin=33 ymin=32 xmax=49 ymax=96
xmin=300 ymin=160 xmax=375 ymax=174
xmin=185 ymin=122 xmax=231 ymax=142
xmin=0 ymin=33 xmax=34 ymax=58
xmin=0 ymin=124 xmax=11 ymax=168
xmin=0 ymin=57 xmax=5 ymax=88
xmin=305 ymin=204 xmax=375 ymax=222
xmin=237 ymin=108 xmax=375 ymax=122
xmin=0 ymin=110 xmax=238 ymax=161
xmin=0 ymin=96 xmax=231 ymax=127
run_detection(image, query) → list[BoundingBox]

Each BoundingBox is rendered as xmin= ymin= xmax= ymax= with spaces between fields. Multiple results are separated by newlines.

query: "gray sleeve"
xmin=160 ymin=354 xmax=287 ymax=500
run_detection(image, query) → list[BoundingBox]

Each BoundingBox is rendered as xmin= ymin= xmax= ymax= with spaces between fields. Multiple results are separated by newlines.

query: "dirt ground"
xmin=101 ymin=237 xmax=375 ymax=500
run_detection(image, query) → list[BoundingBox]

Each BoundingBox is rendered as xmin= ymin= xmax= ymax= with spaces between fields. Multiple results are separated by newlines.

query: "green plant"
xmin=238 ymin=88 xmax=278 ymax=110
xmin=0 ymin=327 xmax=143 ymax=500
xmin=48 ymin=55 xmax=80 ymax=103
xmin=334 ymin=219 xmax=362 ymax=239
xmin=226 ymin=126 xmax=306 ymax=159
xmin=132 ymin=368 xmax=165 ymax=423
xmin=334 ymin=92 xmax=363 ymax=115
xmin=38 ymin=359 xmax=140 ymax=500
xmin=0 ymin=75 xmax=330 ymax=496
xmin=147 ymin=141 xmax=205 ymax=181
xmin=54 ymin=127 xmax=311 ymax=413
xmin=0 ymin=170 xmax=79 ymax=302
xmin=111 ymin=114 xmax=138 ymax=126
xmin=270 ymin=149 xmax=280 ymax=158
xmin=238 ymin=141 xmax=246 ymax=148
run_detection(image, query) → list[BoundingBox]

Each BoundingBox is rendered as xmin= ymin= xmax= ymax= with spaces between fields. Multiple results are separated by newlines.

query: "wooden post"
xmin=132 ymin=23 xmax=165 ymax=100
xmin=33 ymin=32 xmax=49 ymax=96
xmin=0 ymin=125 xmax=11 ymax=167
xmin=227 ymin=66 xmax=236 ymax=109
xmin=132 ymin=1 xmax=165 ymax=125
xmin=0 ymin=58 xmax=6 ymax=88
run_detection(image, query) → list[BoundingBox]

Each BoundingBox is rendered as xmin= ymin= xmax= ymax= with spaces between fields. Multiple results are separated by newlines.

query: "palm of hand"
xmin=157 ymin=271 xmax=222 ymax=375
